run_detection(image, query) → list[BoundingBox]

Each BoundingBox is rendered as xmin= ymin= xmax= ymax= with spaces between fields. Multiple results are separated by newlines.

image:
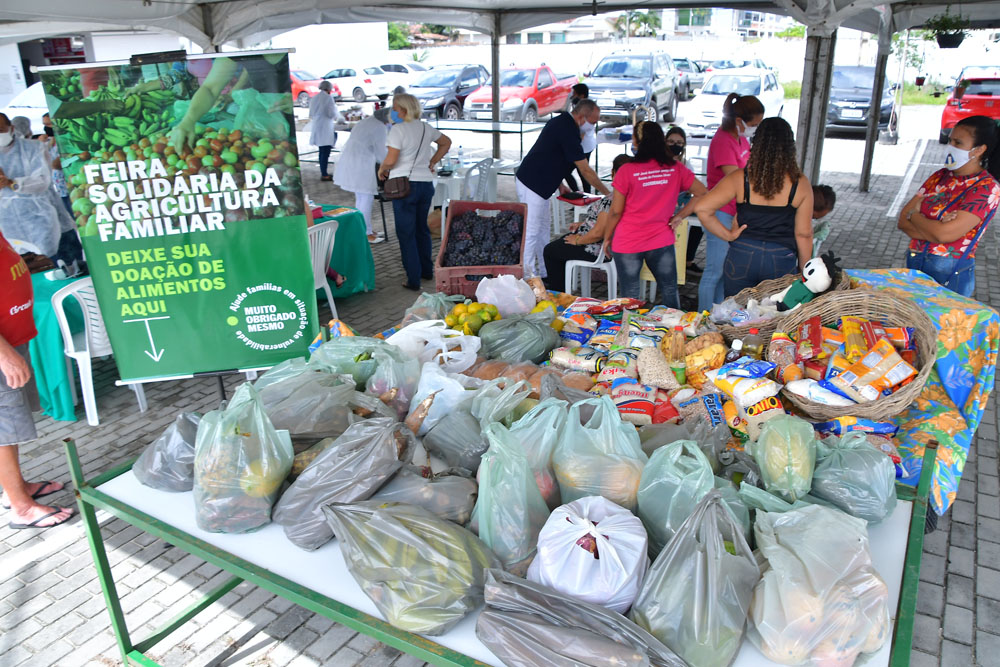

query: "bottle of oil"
xmin=742 ymin=328 xmax=764 ymax=360
xmin=725 ymin=339 xmax=744 ymax=364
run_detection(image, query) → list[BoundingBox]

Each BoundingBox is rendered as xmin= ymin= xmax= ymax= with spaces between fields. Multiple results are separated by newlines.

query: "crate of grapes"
xmin=435 ymin=200 xmax=528 ymax=298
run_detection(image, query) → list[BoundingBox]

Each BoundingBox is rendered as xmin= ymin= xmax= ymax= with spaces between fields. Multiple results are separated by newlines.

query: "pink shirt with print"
xmin=707 ymin=128 xmax=750 ymax=216
xmin=611 ymin=159 xmax=695 ymax=254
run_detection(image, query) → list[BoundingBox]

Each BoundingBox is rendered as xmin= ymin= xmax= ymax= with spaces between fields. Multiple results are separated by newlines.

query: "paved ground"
xmin=1 ymin=107 xmax=998 ymax=667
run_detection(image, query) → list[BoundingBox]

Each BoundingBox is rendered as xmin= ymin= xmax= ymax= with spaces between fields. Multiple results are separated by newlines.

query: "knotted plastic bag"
xmin=636 ymin=440 xmax=715 ymax=555
xmin=408 ymin=362 xmax=483 ymax=436
xmin=371 ymin=466 xmax=478 ymax=525
xmin=364 ymin=347 xmax=421 ymax=420
xmin=386 ymin=320 xmax=481 ymax=373
xmin=475 ymin=275 xmax=535 ymax=318
xmin=479 ymin=311 xmax=560 ymax=364
xmin=749 ymin=414 xmax=818 ymax=502
xmin=811 ymin=432 xmax=897 ymax=523
xmin=309 ymin=337 xmax=388 ymax=388
xmin=134 ymin=412 xmax=201 ymax=492
xmin=399 ymin=292 xmax=464 ymax=328
xmin=509 ymin=397 xmax=568 ymax=509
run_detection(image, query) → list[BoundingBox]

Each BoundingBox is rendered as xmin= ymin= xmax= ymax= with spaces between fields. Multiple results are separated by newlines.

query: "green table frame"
xmin=64 ymin=439 xmax=937 ymax=667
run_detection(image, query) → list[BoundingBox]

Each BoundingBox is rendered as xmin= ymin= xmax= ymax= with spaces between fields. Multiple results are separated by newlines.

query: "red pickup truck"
xmin=462 ymin=66 xmax=577 ymax=122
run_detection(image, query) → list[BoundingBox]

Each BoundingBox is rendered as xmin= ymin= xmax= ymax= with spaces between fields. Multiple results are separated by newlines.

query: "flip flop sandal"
xmin=1 ymin=481 xmax=62 ymax=510
xmin=9 ymin=507 xmax=74 ymax=530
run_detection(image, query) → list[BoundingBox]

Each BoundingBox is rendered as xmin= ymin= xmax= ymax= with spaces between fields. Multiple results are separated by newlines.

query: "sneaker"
xmin=368 ymin=234 xmax=385 ymax=244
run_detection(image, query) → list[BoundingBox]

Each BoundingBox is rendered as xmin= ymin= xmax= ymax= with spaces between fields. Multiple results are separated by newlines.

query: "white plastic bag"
xmin=476 ymin=275 xmax=535 ymax=318
xmin=408 ymin=362 xmax=483 ymax=436
xmin=527 ymin=496 xmax=649 ymax=614
xmin=387 ymin=320 xmax=481 ymax=374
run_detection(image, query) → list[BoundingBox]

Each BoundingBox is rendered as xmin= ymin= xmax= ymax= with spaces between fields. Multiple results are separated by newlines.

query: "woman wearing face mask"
xmin=898 ymin=115 xmax=1000 ymax=296
xmin=666 ymin=126 xmax=703 ymax=276
xmin=334 ymin=107 xmax=390 ymax=243
xmin=698 ymin=93 xmax=764 ymax=311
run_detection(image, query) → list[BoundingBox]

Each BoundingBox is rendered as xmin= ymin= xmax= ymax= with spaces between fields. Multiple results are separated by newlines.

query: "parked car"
xmin=377 ymin=62 xmax=429 ymax=92
xmin=0 ymin=82 xmax=47 ymax=135
xmin=705 ymin=58 xmax=772 ymax=74
xmin=684 ymin=69 xmax=784 ymax=137
xmin=583 ymin=50 xmax=681 ymax=123
xmin=408 ymin=65 xmax=489 ymax=120
xmin=291 ymin=69 xmax=332 ymax=107
xmin=940 ymin=66 xmax=1000 ymax=144
xmin=825 ymin=66 xmax=896 ymax=135
xmin=673 ymin=58 xmax=705 ymax=97
xmin=463 ymin=65 xmax=576 ymax=122
xmin=322 ymin=65 xmax=393 ymax=102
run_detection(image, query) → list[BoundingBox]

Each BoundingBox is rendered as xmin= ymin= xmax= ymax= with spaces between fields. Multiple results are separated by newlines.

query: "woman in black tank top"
xmin=695 ymin=117 xmax=814 ymax=297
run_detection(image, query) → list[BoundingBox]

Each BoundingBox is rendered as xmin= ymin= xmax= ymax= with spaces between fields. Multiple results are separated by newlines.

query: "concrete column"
xmin=796 ymin=28 xmax=837 ymax=184
xmin=491 ymin=12 xmax=501 ymax=159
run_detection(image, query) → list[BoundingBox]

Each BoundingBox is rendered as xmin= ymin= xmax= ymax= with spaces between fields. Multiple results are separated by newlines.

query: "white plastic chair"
xmin=638 ymin=261 xmax=658 ymax=302
xmin=51 ymin=277 xmax=147 ymax=427
xmin=442 ymin=158 xmax=494 ymax=222
xmin=308 ymin=219 xmax=340 ymax=319
xmin=565 ymin=242 xmax=617 ymax=299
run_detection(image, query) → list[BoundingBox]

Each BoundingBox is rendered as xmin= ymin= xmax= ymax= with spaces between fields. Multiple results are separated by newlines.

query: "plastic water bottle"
xmin=457 ymin=145 xmax=464 ymax=165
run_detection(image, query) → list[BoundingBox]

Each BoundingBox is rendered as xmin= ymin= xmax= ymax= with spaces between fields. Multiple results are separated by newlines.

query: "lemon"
xmin=485 ymin=304 xmax=499 ymax=317
xmin=452 ymin=303 xmax=468 ymax=316
xmin=458 ymin=312 xmax=470 ymax=324
xmin=479 ymin=311 xmax=493 ymax=323
xmin=240 ymin=461 xmax=284 ymax=498
xmin=464 ymin=313 xmax=485 ymax=335
xmin=468 ymin=302 xmax=484 ymax=314
xmin=550 ymin=318 xmax=565 ymax=332
xmin=444 ymin=315 xmax=457 ymax=327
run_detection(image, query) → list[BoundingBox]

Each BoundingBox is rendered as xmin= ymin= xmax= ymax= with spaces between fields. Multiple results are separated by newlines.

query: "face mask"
xmin=668 ymin=144 xmax=684 ymax=156
xmin=390 ymin=109 xmax=402 ymax=124
xmin=580 ymin=121 xmax=595 ymax=133
xmin=944 ymin=144 xmax=972 ymax=170
xmin=740 ymin=122 xmax=757 ymax=140
xmin=0 ymin=131 xmax=13 ymax=147
xmin=44 ymin=126 xmax=55 ymax=137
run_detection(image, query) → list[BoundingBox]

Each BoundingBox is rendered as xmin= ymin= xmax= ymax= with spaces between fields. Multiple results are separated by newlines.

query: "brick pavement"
xmin=1 ymin=125 xmax=998 ymax=667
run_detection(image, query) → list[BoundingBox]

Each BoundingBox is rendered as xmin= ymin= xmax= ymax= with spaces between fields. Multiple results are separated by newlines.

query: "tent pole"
xmin=796 ymin=28 xmax=836 ymax=184
xmin=201 ymin=4 xmax=218 ymax=52
xmin=860 ymin=12 xmax=893 ymax=192
xmin=492 ymin=11 xmax=501 ymax=159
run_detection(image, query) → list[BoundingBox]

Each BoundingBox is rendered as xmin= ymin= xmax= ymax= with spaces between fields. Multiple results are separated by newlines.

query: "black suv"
xmin=826 ymin=66 xmax=896 ymax=134
xmin=583 ymin=51 xmax=681 ymax=124
xmin=408 ymin=65 xmax=489 ymax=120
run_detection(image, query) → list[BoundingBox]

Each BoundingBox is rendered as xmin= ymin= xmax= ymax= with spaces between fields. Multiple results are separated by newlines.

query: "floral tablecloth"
xmin=848 ymin=269 xmax=999 ymax=515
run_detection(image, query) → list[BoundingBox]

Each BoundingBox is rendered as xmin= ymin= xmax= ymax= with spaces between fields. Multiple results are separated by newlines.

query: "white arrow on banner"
xmin=123 ymin=316 xmax=171 ymax=362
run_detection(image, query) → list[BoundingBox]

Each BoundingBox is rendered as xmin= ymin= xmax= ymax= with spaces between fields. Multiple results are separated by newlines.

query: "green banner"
xmin=40 ymin=51 xmax=317 ymax=381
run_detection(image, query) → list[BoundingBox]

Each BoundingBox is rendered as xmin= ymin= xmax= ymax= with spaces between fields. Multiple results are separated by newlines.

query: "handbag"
xmin=382 ymin=123 xmax=427 ymax=200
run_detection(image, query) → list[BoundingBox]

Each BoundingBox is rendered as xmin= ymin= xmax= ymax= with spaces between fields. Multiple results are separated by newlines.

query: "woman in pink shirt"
xmin=604 ymin=121 xmax=707 ymax=307
xmin=698 ymin=93 xmax=764 ymax=311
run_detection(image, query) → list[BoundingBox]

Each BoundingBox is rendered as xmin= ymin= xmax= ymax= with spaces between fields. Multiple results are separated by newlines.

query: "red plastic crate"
xmin=435 ymin=200 xmax=528 ymax=298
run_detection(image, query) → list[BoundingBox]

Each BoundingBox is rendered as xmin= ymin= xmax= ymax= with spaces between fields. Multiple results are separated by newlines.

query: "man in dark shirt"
xmin=516 ymin=100 xmax=610 ymax=278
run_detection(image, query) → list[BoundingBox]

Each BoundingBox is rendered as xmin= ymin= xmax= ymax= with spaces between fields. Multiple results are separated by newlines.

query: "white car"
xmin=1 ymin=82 xmax=48 ymax=135
xmin=377 ymin=62 xmax=429 ymax=92
xmin=322 ymin=65 xmax=393 ymax=103
xmin=683 ymin=69 xmax=784 ymax=137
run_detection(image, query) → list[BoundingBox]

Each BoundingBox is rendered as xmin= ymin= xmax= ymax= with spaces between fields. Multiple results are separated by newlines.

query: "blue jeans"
xmin=318 ymin=145 xmax=332 ymax=177
xmin=698 ymin=211 xmax=732 ymax=311
xmin=724 ymin=238 xmax=799 ymax=296
xmin=906 ymin=250 xmax=976 ymax=297
xmin=392 ymin=181 xmax=435 ymax=288
xmin=614 ymin=245 xmax=680 ymax=308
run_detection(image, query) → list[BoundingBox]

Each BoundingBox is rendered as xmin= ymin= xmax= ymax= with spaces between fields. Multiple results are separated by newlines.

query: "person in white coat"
xmin=334 ymin=107 xmax=390 ymax=243
xmin=309 ymin=80 xmax=343 ymax=182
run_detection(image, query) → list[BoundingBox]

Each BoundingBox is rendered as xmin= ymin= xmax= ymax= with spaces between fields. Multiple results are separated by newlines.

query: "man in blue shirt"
xmin=516 ymin=100 xmax=610 ymax=278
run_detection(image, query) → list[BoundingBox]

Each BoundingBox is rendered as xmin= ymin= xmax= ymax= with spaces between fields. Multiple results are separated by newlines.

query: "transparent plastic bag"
xmin=309 ymin=337 xmax=388 ymax=388
xmin=371 ymin=466 xmax=478 ymax=525
xmin=134 ymin=412 xmax=201 ymax=492
xmin=479 ymin=312 xmax=560 ymax=364
xmin=470 ymin=423 xmax=551 ymax=576
xmin=365 ymin=347 xmax=421 ymax=420
xmin=637 ymin=419 xmax=729 ymax=472
xmin=811 ymin=433 xmax=897 ymax=523
xmin=322 ymin=501 xmax=500 ymax=635
xmin=718 ymin=448 xmax=765 ymax=489
xmin=552 ymin=397 xmax=648 ymax=511
xmin=527 ymin=496 xmax=649 ymax=614
xmin=273 ymin=418 xmax=415 ymax=550
xmin=539 ymin=374 xmax=595 ymax=423
xmin=386 ymin=320 xmax=481 ymax=373
xmin=477 ymin=569 xmax=686 ymax=667
xmin=408 ymin=362 xmax=483 ymax=436
xmin=636 ymin=440 xmax=715 ymax=555
xmin=231 ymin=88 xmax=291 ymax=139
xmin=193 ymin=383 xmax=293 ymax=533
xmin=509 ymin=398 xmax=568 ymax=509
xmin=475 ymin=275 xmax=535 ymax=318
xmin=748 ymin=505 xmax=891 ymax=665
xmin=714 ymin=477 xmax=751 ymax=541
xmin=749 ymin=414 xmax=818 ymax=502
xmin=738 ymin=482 xmax=813 ymax=514
xmin=630 ymin=490 xmax=760 ymax=667
xmin=399 ymin=292 xmax=464 ymax=328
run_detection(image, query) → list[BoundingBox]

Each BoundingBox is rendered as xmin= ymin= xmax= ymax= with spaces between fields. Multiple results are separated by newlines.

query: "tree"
xmin=612 ymin=10 xmax=661 ymax=38
xmin=892 ymin=30 xmax=931 ymax=70
xmin=421 ymin=24 xmax=454 ymax=37
xmin=776 ymin=24 xmax=806 ymax=39
xmin=388 ymin=22 xmax=411 ymax=50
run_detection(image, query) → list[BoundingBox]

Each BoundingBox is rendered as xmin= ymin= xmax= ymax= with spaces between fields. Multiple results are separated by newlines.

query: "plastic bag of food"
xmin=528 ymin=496 xmax=649 ymax=613
xmin=386 ymin=320 xmax=481 ymax=374
xmin=714 ymin=477 xmax=752 ymax=540
xmin=365 ymin=347 xmax=422 ymax=420
xmin=470 ymin=423 xmax=551 ymax=575
xmin=638 ymin=416 xmax=729 ymax=472
xmin=552 ymin=397 xmax=648 ymax=511
xmin=811 ymin=432 xmax=897 ymax=523
xmin=134 ymin=412 xmax=201 ymax=492
xmin=476 ymin=275 xmax=536 ymax=318
xmin=371 ymin=465 xmax=478 ymax=525
xmin=273 ymin=418 xmax=414 ymax=550
xmin=309 ymin=337 xmax=389 ymax=388
xmin=737 ymin=482 xmax=814 ymax=514
xmin=194 ymin=383 xmax=293 ymax=533
xmin=748 ymin=505 xmax=891 ymax=665
xmin=289 ymin=436 xmax=345 ymax=480
xmin=630 ymin=490 xmax=759 ymax=667
xmin=480 ymin=312 xmax=560 ymax=364
xmin=408 ymin=362 xmax=483 ymax=436
xmin=477 ymin=569 xmax=686 ymax=667
xmin=322 ymin=501 xmax=500 ymax=635
xmin=399 ymin=292 xmax=464 ymax=328
xmin=509 ymin=398 xmax=567 ymax=509
xmin=636 ymin=440 xmax=715 ymax=554
xmin=719 ymin=449 xmax=765 ymax=489
xmin=749 ymin=414 xmax=817 ymax=502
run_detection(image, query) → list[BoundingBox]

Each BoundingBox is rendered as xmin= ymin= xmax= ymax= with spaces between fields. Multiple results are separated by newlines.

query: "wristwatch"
xmin=10 ymin=181 xmax=19 ymax=192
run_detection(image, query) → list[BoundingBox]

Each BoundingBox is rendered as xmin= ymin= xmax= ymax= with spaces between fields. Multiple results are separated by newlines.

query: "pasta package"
xmin=589 ymin=320 xmax=622 ymax=350
xmin=819 ymin=327 xmax=844 ymax=359
xmin=880 ymin=324 xmax=915 ymax=350
xmin=684 ymin=343 xmax=727 ymax=389
xmin=861 ymin=320 xmax=890 ymax=349
xmin=823 ymin=339 xmax=917 ymax=403
xmin=840 ymin=316 xmax=869 ymax=362
xmin=793 ymin=317 xmax=822 ymax=363
xmin=549 ymin=346 xmax=606 ymax=373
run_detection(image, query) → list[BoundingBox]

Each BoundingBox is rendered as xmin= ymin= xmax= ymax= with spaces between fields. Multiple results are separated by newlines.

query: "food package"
xmin=398 ymin=292 xmax=463 ymax=328
xmin=630 ymin=490 xmax=760 ymax=667
xmin=371 ymin=465 xmax=478 ymax=525
xmin=509 ymin=398 xmax=568 ymax=509
xmin=134 ymin=412 xmax=201 ymax=492
xmin=587 ymin=298 xmax=646 ymax=317
xmin=309 ymin=336 xmax=388 ymax=388
xmin=552 ymin=397 xmax=648 ymax=511
xmin=639 ymin=419 xmax=730 ymax=472
xmin=822 ymin=339 xmax=917 ymax=404
xmin=364 ymin=347 xmax=422 ymax=420
xmin=549 ymin=346 xmax=606 ymax=373
xmin=611 ymin=378 xmax=657 ymax=426
xmin=637 ymin=440 xmax=715 ymax=555
xmin=653 ymin=391 xmax=681 ymax=424
xmin=322 ymin=501 xmax=500 ymax=635
xmin=480 ymin=312 xmax=561 ymax=364
xmin=812 ymin=417 xmax=898 ymax=438
xmin=819 ymin=327 xmax=845 ymax=359
xmin=470 ymin=423 xmax=551 ymax=575
xmin=193 ymin=383 xmax=293 ymax=533
xmin=675 ymin=392 xmax=725 ymax=429
xmin=528 ymin=496 xmax=650 ymax=613
xmin=749 ymin=414 xmax=817 ymax=502
xmin=707 ymin=368 xmax=781 ymax=410
xmin=881 ymin=324 xmax=915 ymax=349
xmin=408 ymin=362 xmax=484 ymax=436
xmin=823 ymin=348 xmax=852 ymax=380
xmin=637 ymin=347 xmax=681 ymax=390
xmin=811 ymin=433 xmax=897 ymax=523
xmin=684 ymin=343 xmax=726 ymax=389
xmin=741 ymin=394 xmax=786 ymax=440
xmin=273 ymin=418 xmax=414 ymax=550
xmin=768 ymin=333 xmax=803 ymax=384
xmin=476 ymin=275 xmax=536 ymax=318
xmin=839 ymin=316 xmax=869 ymax=362
xmin=595 ymin=348 xmax=640 ymax=383
xmin=793 ymin=317 xmax=823 ymax=363
xmin=684 ymin=332 xmax=724 ymax=357
xmin=724 ymin=400 xmax=750 ymax=441
xmin=477 ymin=568 xmax=686 ymax=667
xmin=785 ymin=379 xmax=856 ymax=407
xmin=588 ymin=320 xmax=621 ymax=351
xmin=558 ymin=313 xmax=598 ymax=347
xmin=748 ymin=505 xmax=891 ymax=665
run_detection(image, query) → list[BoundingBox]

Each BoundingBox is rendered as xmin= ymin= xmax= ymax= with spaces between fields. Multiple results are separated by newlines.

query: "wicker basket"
xmin=774 ymin=290 xmax=938 ymax=421
xmin=717 ymin=271 xmax=852 ymax=344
